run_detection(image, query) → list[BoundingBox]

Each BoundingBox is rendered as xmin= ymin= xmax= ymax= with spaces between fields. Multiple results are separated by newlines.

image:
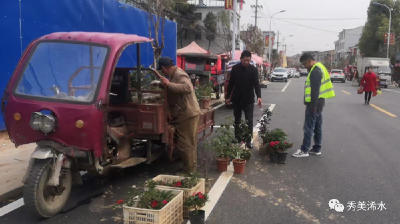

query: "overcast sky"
xmin=240 ymin=0 xmax=371 ymax=56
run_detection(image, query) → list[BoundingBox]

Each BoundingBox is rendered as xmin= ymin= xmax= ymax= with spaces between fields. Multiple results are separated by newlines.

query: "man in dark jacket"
xmin=226 ymin=50 xmax=262 ymax=148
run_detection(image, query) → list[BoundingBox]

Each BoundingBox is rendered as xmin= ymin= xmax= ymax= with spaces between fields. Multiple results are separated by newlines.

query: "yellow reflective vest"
xmin=305 ymin=62 xmax=335 ymax=102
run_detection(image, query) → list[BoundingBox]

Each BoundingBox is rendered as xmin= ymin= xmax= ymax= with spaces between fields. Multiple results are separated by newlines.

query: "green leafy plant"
xmin=231 ymin=143 xmax=244 ymax=159
xmin=258 ymin=108 xmax=273 ymax=141
xmin=208 ymin=118 xmax=236 ymax=158
xmin=262 ymin=128 xmax=287 ymax=145
xmin=125 ymin=181 xmax=174 ymax=209
xmin=235 ymin=119 xmax=252 ymax=146
xmin=194 ymin=81 xmax=214 ymax=102
xmin=184 ymin=192 xmax=209 ymax=214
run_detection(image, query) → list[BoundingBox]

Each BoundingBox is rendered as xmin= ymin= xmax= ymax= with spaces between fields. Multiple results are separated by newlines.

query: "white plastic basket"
xmin=123 ymin=189 xmax=183 ymax=224
xmin=152 ymin=175 xmax=205 ymax=218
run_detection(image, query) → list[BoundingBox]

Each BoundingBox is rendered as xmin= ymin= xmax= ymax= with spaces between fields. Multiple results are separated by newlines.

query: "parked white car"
xmin=271 ymin=68 xmax=288 ymax=82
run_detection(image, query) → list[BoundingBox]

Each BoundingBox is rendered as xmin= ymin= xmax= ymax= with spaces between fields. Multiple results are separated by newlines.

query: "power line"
xmin=274 ymin=18 xmax=342 ymax=33
xmin=258 ymin=17 xmax=367 ymax=21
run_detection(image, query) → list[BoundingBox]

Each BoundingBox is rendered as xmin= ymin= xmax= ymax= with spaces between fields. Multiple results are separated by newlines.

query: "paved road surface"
xmin=207 ymin=77 xmax=399 ymax=224
xmin=1 ymin=77 xmax=400 ymax=223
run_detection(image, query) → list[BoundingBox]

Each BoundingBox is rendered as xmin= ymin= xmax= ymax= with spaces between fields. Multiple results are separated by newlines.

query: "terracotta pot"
xmin=216 ymin=157 xmax=230 ymax=172
xmin=201 ymin=98 xmax=211 ymax=109
xmin=232 ymin=159 xmax=246 ymax=174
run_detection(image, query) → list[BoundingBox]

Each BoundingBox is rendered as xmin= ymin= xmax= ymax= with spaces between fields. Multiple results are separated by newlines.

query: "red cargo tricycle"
xmin=0 ymin=32 xmax=214 ymax=218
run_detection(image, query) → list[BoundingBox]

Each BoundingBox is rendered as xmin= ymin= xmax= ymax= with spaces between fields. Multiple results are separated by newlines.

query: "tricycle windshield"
xmin=14 ymin=41 xmax=109 ymax=103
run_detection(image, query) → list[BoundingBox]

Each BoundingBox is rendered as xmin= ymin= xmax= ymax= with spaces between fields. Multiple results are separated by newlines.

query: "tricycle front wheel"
xmin=23 ymin=159 xmax=72 ymax=218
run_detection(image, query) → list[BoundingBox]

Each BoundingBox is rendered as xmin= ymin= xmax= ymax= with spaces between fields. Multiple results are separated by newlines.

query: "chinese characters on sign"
xmin=329 ymin=199 xmax=386 ymax=213
xmin=225 ymin=0 xmax=233 ymax=10
xmin=384 ymin=33 xmax=395 ymax=45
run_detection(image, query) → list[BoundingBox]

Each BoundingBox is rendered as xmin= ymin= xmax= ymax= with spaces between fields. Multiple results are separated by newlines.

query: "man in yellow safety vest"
xmin=292 ymin=53 xmax=335 ymax=158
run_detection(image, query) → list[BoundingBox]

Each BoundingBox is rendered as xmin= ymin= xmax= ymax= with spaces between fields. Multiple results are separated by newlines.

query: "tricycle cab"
xmin=1 ymin=32 xmax=161 ymax=158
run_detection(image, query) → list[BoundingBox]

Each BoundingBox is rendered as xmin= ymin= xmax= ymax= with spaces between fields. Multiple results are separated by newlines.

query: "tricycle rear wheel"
xmin=23 ymin=159 xmax=72 ymax=218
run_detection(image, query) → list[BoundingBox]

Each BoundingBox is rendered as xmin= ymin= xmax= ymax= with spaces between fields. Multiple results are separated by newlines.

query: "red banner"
xmin=240 ymin=0 xmax=243 ymax=10
xmin=225 ymin=0 xmax=233 ymax=10
xmin=390 ymin=33 xmax=395 ymax=45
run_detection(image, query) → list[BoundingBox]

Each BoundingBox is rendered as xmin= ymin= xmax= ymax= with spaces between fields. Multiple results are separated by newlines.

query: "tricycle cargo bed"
xmin=197 ymin=108 xmax=214 ymax=142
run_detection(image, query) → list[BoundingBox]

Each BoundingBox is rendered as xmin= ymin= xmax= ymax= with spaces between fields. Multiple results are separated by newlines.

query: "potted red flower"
xmin=267 ymin=140 xmax=293 ymax=164
xmin=184 ymin=192 xmax=209 ymax=224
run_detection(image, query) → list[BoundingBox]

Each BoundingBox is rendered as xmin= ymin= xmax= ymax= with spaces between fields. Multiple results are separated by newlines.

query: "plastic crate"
xmin=123 ymin=189 xmax=183 ymax=224
xmin=152 ymin=175 xmax=205 ymax=218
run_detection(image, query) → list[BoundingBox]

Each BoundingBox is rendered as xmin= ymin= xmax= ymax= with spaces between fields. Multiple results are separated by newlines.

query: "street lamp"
xmin=268 ymin=10 xmax=285 ymax=70
xmin=373 ymin=2 xmax=392 ymax=58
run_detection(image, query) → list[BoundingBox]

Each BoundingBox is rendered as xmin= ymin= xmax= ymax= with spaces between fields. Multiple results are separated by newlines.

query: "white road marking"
xmin=213 ymin=103 xmax=225 ymax=110
xmin=383 ymin=89 xmax=400 ymax=94
xmin=0 ymin=171 xmax=88 ymax=217
xmin=202 ymin=164 xmax=234 ymax=221
xmin=254 ymin=104 xmax=276 ymax=131
xmin=0 ymin=198 xmax=24 ymax=217
xmin=281 ymin=80 xmax=291 ymax=92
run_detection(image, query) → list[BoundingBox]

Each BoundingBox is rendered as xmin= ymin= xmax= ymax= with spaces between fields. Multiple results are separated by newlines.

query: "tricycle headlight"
xmin=41 ymin=115 xmax=56 ymax=134
xmin=30 ymin=112 xmax=42 ymax=130
xmin=30 ymin=112 xmax=56 ymax=134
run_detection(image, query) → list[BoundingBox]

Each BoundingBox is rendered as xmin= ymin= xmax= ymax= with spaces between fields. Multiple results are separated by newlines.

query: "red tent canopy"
xmin=177 ymin=41 xmax=218 ymax=59
xmin=219 ymin=50 xmax=263 ymax=65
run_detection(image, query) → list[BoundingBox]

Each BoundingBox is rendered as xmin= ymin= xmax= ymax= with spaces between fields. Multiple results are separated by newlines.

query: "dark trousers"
xmin=365 ymin=91 xmax=372 ymax=102
xmin=300 ymin=107 xmax=323 ymax=152
xmin=233 ymin=102 xmax=254 ymax=143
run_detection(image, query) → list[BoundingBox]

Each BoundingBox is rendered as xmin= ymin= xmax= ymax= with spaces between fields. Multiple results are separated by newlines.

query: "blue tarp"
xmin=0 ymin=0 xmax=177 ymax=130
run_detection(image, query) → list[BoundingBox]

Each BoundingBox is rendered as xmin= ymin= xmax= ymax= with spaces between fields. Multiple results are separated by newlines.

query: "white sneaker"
xmin=292 ymin=149 xmax=309 ymax=158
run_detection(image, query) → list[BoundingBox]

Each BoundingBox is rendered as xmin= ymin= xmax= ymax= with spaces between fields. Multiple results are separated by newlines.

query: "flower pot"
xmin=269 ymin=153 xmax=278 ymax=163
xmin=232 ymin=159 xmax=246 ymax=174
xmin=189 ymin=210 xmax=205 ymax=224
xmin=217 ymin=157 xmax=230 ymax=172
xmin=201 ymin=98 xmax=211 ymax=109
xmin=277 ymin=153 xmax=288 ymax=164
xmin=259 ymin=144 xmax=268 ymax=155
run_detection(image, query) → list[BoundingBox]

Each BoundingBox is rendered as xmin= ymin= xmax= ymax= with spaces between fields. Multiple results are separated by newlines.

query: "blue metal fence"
xmin=0 ymin=0 xmax=177 ymax=130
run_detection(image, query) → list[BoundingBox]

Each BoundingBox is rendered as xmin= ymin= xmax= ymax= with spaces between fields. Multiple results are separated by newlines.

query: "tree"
xmin=203 ymin=12 xmax=217 ymax=51
xmin=122 ymin=0 xmax=173 ymax=67
xmin=359 ymin=0 xmax=400 ymax=58
xmin=174 ymin=3 xmax=198 ymax=48
xmin=217 ymin=11 xmax=233 ymax=57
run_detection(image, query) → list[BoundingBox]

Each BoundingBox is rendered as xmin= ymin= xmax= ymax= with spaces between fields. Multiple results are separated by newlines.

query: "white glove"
xmin=150 ymin=80 xmax=161 ymax=86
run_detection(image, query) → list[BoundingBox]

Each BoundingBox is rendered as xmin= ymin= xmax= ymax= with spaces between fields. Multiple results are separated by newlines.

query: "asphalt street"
xmin=1 ymin=77 xmax=400 ymax=224
xmin=207 ymin=77 xmax=400 ymax=224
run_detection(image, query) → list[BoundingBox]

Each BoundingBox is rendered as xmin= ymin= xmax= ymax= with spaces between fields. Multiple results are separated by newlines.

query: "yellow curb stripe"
xmin=370 ymin=104 xmax=397 ymax=118
xmin=341 ymin=90 xmax=351 ymax=95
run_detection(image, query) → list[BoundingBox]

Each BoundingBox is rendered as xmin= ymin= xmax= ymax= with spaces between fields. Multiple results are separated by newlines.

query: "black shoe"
xmin=367 ymin=102 xmax=370 ymax=105
xmin=246 ymin=142 xmax=253 ymax=149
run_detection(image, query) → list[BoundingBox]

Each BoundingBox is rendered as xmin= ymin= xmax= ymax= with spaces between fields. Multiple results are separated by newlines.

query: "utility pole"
xmin=232 ymin=0 xmax=237 ymax=60
xmin=251 ymin=0 xmax=262 ymax=28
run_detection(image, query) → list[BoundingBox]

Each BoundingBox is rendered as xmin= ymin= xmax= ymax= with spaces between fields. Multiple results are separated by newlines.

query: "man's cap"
xmin=157 ymin=57 xmax=175 ymax=70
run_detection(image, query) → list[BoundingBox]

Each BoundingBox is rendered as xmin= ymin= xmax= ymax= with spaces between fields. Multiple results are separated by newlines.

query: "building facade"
xmin=181 ymin=5 xmax=241 ymax=54
xmin=336 ymin=26 xmax=363 ymax=59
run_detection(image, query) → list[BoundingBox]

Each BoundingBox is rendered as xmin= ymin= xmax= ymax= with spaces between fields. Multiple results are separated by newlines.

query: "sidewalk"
xmin=0 ymin=134 xmax=35 ymax=203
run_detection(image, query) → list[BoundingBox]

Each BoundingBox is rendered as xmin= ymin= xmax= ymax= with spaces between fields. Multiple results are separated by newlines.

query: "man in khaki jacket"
xmin=152 ymin=57 xmax=201 ymax=171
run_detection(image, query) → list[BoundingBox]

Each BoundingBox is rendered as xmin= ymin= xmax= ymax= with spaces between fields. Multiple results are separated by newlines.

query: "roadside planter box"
xmin=123 ymin=189 xmax=183 ymax=224
xmin=153 ymin=175 xmax=205 ymax=218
